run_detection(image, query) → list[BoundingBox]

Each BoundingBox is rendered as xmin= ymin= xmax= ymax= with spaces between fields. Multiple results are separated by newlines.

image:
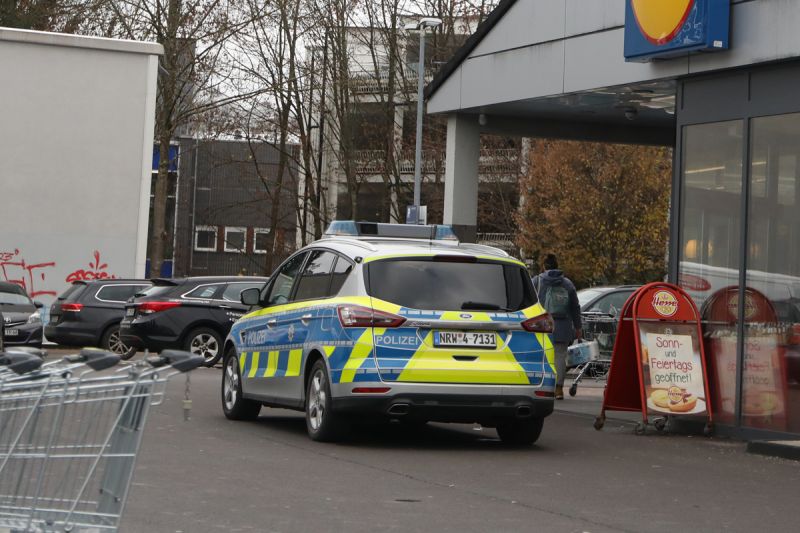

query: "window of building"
xmin=253 ymin=228 xmax=271 ymax=254
xmin=195 ymin=226 xmax=218 ymax=252
xmin=224 ymin=227 xmax=247 ymax=253
xmin=742 ymin=112 xmax=800 ymax=434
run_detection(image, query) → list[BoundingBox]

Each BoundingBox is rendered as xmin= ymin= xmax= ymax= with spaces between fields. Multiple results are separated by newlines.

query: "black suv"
xmin=119 ymin=276 xmax=268 ymax=366
xmin=1 ymin=281 xmax=44 ymax=348
xmin=46 ymin=279 xmax=152 ymax=358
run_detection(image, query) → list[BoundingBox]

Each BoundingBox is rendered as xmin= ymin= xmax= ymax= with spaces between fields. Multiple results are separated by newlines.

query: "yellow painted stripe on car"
xmin=521 ymin=303 xmax=547 ymax=319
xmin=323 ymin=346 xmax=336 ymax=357
xmin=287 ymin=349 xmax=303 ymax=377
xmin=537 ymin=333 xmax=556 ymax=372
xmin=340 ymin=328 xmax=378 ymax=383
xmin=239 ymin=352 xmax=247 ymax=373
xmin=439 ymin=310 xmax=492 ymax=321
xmin=397 ymin=331 xmax=529 ymax=384
xmin=264 ymin=350 xmax=279 ymax=378
xmin=248 ymin=352 xmax=260 ymax=378
xmin=242 ymin=296 xmax=400 ymax=319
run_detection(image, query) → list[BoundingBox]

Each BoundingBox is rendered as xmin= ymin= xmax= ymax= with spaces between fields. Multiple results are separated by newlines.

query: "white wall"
xmin=0 ymin=29 xmax=162 ymax=311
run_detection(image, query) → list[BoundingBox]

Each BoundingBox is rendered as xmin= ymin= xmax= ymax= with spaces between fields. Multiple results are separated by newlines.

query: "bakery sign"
xmin=624 ymin=0 xmax=731 ymax=62
xmin=641 ymin=326 xmax=706 ymax=416
xmin=597 ymin=283 xmax=713 ymax=433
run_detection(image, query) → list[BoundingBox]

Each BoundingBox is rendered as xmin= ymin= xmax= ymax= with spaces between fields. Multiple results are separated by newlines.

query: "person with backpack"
xmin=532 ymin=253 xmax=582 ymax=399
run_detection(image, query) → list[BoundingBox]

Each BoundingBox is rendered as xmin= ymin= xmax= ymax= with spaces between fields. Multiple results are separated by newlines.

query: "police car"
xmin=222 ymin=222 xmax=556 ymax=444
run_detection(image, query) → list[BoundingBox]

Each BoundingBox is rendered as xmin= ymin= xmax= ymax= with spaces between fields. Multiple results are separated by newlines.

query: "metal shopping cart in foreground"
xmin=0 ymin=348 xmax=202 ymax=532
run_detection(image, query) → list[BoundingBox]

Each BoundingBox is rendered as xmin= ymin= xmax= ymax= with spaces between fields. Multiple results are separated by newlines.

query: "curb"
xmin=746 ymin=440 xmax=800 ymax=461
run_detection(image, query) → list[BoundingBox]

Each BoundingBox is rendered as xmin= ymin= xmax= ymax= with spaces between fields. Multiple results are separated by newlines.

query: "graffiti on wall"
xmin=0 ymin=248 xmax=57 ymax=298
xmin=65 ymin=250 xmax=119 ymax=283
xmin=1 ymin=249 xmax=120 ymax=299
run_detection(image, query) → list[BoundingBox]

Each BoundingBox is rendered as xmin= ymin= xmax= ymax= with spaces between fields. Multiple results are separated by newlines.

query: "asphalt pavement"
xmin=81 ymin=355 xmax=795 ymax=533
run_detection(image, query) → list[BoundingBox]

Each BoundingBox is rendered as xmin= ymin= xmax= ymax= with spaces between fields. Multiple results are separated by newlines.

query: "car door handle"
xmin=267 ymin=319 xmax=277 ymax=328
xmin=301 ymin=314 xmax=313 ymax=325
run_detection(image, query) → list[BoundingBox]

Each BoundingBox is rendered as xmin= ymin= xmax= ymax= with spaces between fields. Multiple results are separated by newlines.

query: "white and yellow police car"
xmin=222 ymin=222 xmax=556 ymax=444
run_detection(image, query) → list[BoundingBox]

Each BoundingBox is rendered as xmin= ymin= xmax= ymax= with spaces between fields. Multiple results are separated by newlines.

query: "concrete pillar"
xmin=443 ymin=113 xmax=480 ymax=242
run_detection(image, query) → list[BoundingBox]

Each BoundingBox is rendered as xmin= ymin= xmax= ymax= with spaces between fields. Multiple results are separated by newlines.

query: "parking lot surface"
xmin=84 ymin=351 xmax=797 ymax=533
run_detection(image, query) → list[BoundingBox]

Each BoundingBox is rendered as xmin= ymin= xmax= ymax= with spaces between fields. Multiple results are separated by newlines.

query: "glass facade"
xmin=679 ymin=110 xmax=800 ymax=435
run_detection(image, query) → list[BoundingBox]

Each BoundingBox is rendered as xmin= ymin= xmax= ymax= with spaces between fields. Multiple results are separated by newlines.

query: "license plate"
xmin=126 ymin=307 xmax=135 ymax=317
xmin=434 ymin=331 xmax=496 ymax=348
xmin=4 ymin=329 xmax=19 ymax=337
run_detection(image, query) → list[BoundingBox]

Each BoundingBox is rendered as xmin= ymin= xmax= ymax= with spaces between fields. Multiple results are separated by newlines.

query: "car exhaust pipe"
xmin=516 ymin=405 xmax=532 ymax=418
xmin=388 ymin=403 xmax=410 ymax=416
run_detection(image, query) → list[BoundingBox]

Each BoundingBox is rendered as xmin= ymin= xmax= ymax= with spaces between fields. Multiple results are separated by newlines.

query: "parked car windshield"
xmin=0 ymin=291 xmax=32 ymax=305
xmin=578 ymin=288 xmax=610 ymax=309
xmin=367 ymin=259 xmax=535 ymax=312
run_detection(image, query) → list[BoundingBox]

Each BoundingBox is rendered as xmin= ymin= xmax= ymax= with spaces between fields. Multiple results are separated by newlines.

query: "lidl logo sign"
xmin=624 ymin=0 xmax=730 ymax=62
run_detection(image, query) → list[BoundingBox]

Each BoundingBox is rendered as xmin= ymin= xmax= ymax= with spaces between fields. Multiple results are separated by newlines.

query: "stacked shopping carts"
xmin=0 ymin=347 xmax=202 ymax=532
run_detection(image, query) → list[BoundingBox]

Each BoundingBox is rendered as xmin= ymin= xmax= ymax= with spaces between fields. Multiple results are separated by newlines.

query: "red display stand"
xmin=702 ymin=286 xmax=788 ymax=431
xmin=595 ymin=282 xmax=713 ymax=435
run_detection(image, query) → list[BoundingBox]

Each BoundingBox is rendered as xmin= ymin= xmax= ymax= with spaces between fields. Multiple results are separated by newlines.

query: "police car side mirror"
xmin=240 ymin=288 xmax=261 ymax=306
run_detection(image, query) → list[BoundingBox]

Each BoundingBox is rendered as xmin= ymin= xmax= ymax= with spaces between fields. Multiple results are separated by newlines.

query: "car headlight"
xmin=27 ymin=310 xmax=42 ymax=324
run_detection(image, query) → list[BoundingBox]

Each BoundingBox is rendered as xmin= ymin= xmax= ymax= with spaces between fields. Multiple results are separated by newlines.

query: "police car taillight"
xmin=337 ymin=305 xmax=406 ymax=328
xmin=521 ymin=314 xmax=554 ymax=333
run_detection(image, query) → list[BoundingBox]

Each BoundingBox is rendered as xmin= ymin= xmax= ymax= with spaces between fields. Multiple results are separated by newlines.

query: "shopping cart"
xmin=568 ymin=343 xmax=611 ymax=397
xmin=0 ymin=348 xmax=203 ymax=532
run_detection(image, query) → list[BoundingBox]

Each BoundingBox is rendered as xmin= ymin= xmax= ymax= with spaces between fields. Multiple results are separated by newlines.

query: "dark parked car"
xmin=45 ymin=279 xmax=152 ymax=358
xmin=577 ymin=285 xmax=640 ymax=359
xmin=120 ymin=276 xmax=268 ymax=366
xmin=0 ymin=281 xmax=44 ymax=348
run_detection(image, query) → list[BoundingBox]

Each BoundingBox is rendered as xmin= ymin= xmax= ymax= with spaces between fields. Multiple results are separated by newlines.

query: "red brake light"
xmin=138 ymin=301 xmax=181 ymax=314
xmin=521 ymin=314 xmax=554 ymax=333
xmin=337 ymin=305 xmax=406 ymax=328
xmin=61 ymin=303 xmax=83 ymax=312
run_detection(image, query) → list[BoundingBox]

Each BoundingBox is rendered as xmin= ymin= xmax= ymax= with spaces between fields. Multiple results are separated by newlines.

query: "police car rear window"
xmin=367 ymin=259 xmax=535 ymax=312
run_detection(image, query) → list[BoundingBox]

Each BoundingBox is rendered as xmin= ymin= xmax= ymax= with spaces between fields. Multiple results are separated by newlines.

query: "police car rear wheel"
xmin=496 ymin=417 xmax=544 ymax=446
xmin=222 ymin=350 xmax=261 ymax=420
xmin=306 ymin=360 xmax=345 ymax=442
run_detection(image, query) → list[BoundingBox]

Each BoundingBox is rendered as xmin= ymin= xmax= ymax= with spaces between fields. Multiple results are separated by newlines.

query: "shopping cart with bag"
xmin=0 ymin=348 xmax=203 ymax=532
xmin=566 ymin=339 xmax=607 ymax=397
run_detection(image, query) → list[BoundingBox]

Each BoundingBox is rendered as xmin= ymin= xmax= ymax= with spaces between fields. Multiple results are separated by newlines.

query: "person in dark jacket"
xmin=532 ymin=254 xmax=582 ymax=399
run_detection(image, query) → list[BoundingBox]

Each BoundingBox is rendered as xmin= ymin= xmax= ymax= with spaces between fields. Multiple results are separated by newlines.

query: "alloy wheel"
xmin=223 ymin=355 xmax=239 ymax=411
xmin=107 ymin=329 xmax=131 ymax=355
xmin=308 ymin=370 xmax=326 ymax=431
xmin=190 ymin=333 xmax=219 ymax=363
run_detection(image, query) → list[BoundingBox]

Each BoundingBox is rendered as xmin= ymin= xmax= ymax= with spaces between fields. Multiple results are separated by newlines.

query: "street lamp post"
xmin=405 ymin=17 xmax=442 ymax=218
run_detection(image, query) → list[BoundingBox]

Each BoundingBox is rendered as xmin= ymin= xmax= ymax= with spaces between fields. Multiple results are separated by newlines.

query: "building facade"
xmin=302 ymin=17 xmax=521 ymax=246
xmin=170 ymin=138 xmax=299 ymax=277
xmin=427 ymin=0 xmax=800 ymax=439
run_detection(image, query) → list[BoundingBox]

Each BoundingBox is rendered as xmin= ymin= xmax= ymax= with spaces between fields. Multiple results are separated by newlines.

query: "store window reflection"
xmin=679 ymin=120 xmax=743 ymax=425
xmin=743 ymin=113 xmax=800 ymax=433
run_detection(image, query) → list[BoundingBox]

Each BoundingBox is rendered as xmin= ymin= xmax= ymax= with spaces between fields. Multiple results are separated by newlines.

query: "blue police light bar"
xmin=325 ymin=221 xmax=458 ymax=241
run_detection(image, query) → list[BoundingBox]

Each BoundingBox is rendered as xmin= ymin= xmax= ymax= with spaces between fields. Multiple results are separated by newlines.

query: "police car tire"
xmin=222 ymin=351 xmax=261 ymax=421
xmin=306 ymin=360 xmax=345 ymax=442
xmin=496 ymin=417 xmax=544 ymax=446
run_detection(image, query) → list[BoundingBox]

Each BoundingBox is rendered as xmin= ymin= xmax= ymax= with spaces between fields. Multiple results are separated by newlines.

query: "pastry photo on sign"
xmin=640 ymin=325 xmax=707 ymax=416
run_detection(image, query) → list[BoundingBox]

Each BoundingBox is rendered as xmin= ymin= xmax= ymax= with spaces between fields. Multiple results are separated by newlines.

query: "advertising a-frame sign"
xmin=595 ymin=282 xmax=713 ymax=435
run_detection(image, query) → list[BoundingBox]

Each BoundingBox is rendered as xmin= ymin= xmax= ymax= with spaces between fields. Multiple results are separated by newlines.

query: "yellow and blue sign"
xmin=624 ymin=0 xmax=730 ymax=62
